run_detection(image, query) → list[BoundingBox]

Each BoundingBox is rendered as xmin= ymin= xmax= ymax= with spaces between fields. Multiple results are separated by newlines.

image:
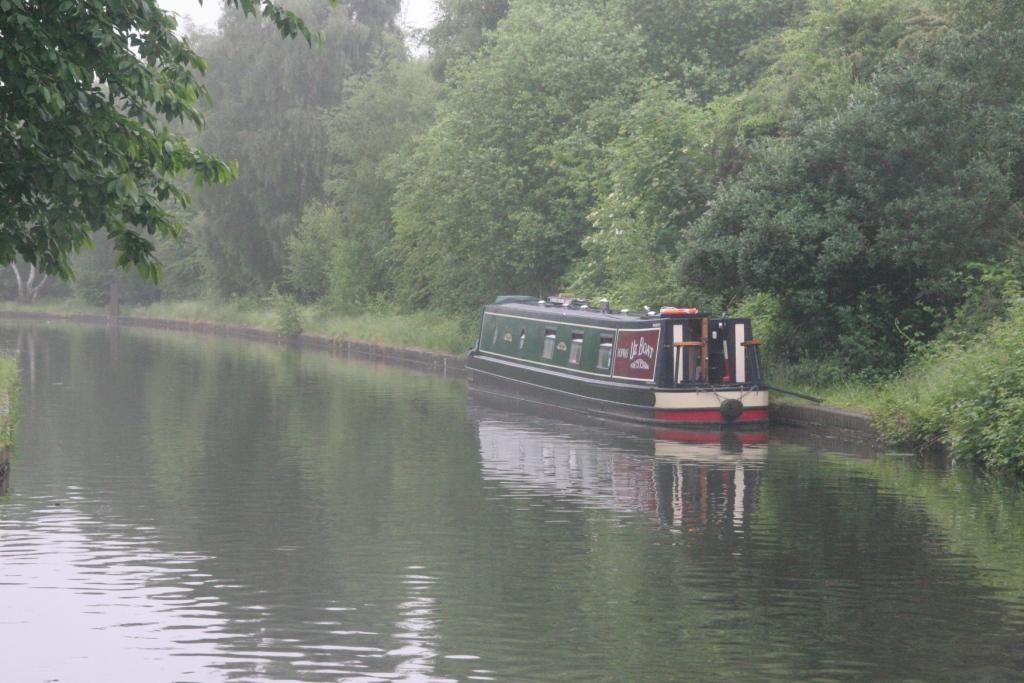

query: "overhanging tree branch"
xmin=0 ymin=0 xmax=332 ymax=281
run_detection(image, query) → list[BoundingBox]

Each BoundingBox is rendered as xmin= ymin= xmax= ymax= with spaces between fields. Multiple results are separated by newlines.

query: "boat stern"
xmin=653 ymin=388 xmax=769 ymax=427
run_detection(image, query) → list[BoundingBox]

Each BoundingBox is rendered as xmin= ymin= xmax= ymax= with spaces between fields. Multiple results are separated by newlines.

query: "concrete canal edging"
xmin=770 ymin=402 xmax=880 ymax=448
xmin=0 ymin=309 xmax=468 ymax=378
xmin=0 ymin=309 xmax=881 ymax=443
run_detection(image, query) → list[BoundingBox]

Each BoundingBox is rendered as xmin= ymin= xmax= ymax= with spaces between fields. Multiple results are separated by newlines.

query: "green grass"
xmin=310 ymin=310 xmax=475 ymax=354
xmin=868 ymin=299 xmax=1024 ymax=475
xmin=754 ymin=354 xmax=888 ymax=413
xmin=130 ymin=300 xmax=475 ymax=354
xmin=766 ymin=368 xmax=882 ymax=413
xmin=0 ymin=298 xmax=476 ymax=356
xmin=0 ymin=299 xmax=108 ymax=316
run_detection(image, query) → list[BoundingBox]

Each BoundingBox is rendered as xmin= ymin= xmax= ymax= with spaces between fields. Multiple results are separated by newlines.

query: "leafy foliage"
xmin=0 ymin=0 xmax=316 ymax=279
xmin=392 ymin=0 xmax=647 ymax=308
xmin=424 ymin=0 xmax=509 ymax=79
xmin=268 ymin=283 xmax=303 ymax=336
xmin=193 ymin=0 xmax=402 ymax=296
xmin=680 ymin=20 xmax=1024 ymax=370
xmin=0 ymin=354 xmax=18 ymax=448
xmin=874 ymin=298 xmax=1024 ymax=477
xmin=285 ymin=202 xmax=337 ymax=303
xmin=568 ymin=83 xmax=715 ymax=308
xmin=324 ymin=59 xmax=438 ymax=307
xmin=623 ymin=0 xmax=804 ymax=100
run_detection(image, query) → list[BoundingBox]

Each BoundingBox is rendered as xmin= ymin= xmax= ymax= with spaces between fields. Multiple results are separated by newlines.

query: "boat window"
xmin=597 ymin=335 xmax=613 ymax=370
xmin=518 ymin=328 xmax=526 ymax=350
xmin=542 ymin=329 xmax=556 ymax=359
xmin=491 ymin=324 xmax=498 ymax=347
xmin=568 ymin=332 xmax=584 ymax=365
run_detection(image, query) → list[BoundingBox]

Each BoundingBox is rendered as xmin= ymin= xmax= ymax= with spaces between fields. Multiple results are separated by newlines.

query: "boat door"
xmin=670 ymin=317 xmax=707 ymax=384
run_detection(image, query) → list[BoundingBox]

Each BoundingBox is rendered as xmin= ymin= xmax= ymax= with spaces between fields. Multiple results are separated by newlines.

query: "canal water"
xmin=0 ymin=323 xmax=1022 ymax=681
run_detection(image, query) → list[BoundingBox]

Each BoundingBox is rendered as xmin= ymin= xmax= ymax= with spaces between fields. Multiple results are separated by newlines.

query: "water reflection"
xmin=0 ymin=322 xmax=1022 ymax=681
xmin=472 ymin=396 xmax=766 ymax=537
xmin=0 ymin=493 xmax=231 ymax=682
xmin=0 ymin=447 xmax=8 ymax=496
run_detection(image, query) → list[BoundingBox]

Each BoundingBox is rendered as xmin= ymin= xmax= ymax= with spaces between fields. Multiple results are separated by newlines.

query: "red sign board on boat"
xmin=612 ymin=328 xmax=660 ymax=381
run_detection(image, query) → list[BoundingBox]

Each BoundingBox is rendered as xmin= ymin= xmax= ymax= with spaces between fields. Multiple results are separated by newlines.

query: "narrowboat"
xmin=466 ymin=295 xmax=769 ymax=428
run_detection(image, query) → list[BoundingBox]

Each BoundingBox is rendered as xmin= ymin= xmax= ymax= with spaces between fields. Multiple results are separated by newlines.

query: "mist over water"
xmin=0 ymin=323 xmax=1021 ymax=681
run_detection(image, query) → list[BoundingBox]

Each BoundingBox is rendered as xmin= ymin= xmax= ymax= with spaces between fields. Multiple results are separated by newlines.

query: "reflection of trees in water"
xmin=0 ymin=447 xmax=9 ymax=496
xmin=0 ymin=326 xmax=41 ymax=496
xmin=2 ymin=323 xmax=476 ymax=681
xmin=19 ymin=328 xmax=35 ymax=391
xmin=4 ymin=323 xmax=1023 ymax=681
xmin=471 ymin=411 xmax=1024 ymax=679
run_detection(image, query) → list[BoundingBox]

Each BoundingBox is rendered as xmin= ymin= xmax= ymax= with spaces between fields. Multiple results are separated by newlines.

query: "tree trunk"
xmin=25 ymin=265 xmax=47 ymax=302
xmin=10 ymin=263 xmax=48 ymax=303
xmin=10 ymin=264 xmax=24 ymax=302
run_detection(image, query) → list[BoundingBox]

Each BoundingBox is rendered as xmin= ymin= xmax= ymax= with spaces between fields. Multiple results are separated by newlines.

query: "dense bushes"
xmin=681 ymin=21 xmax=1024 ymax=372
xmin=874 ymin=298 xmax=1024 ymax=476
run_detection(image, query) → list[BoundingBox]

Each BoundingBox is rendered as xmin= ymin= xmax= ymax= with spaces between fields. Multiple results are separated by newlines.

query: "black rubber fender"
xmin=719 ymin=398 xmax=744 ymax=422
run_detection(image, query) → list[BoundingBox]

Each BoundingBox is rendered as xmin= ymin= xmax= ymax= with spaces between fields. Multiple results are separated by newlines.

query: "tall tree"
xmin=193 ymin=0 xmax=403 ymax=296
xmin=571 ymin=0 xmax=936 ymax=310
xmin=285 ymin=58 xmax=439 ymax=305
xmin=679 ymin=22 xmax=1024 ymax=370
xmin=0 ymin=0 xmax=316 ymax=280
xmin=424 ymin=0 xmax=509 ymax=79
xmin=567 ymin=83 xmax=715 ymax=309
xmin=392 ymin=0 xmax=647 ymax=308
xmin=623 ymin=0 xmax=805 ymax=100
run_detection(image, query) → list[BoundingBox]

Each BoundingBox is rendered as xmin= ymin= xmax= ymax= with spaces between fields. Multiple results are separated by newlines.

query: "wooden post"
xmin=700 ymin=317 xmax=709 ymax=383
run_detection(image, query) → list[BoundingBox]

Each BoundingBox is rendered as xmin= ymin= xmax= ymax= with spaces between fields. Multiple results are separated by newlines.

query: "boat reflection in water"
xmin=468 ymin=392 xmax=767 ymax=531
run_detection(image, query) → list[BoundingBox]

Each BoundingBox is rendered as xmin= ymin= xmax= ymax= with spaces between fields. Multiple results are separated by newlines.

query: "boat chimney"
xmin=598 ymin=298 xmax=610 ymax=313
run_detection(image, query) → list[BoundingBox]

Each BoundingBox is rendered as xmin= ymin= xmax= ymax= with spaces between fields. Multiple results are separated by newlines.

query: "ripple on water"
xmin=1 ymin=325 xmax=1023 ymax=681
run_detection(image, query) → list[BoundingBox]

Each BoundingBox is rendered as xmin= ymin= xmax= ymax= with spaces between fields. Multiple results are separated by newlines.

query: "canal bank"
xmin=0 ymin=308 xmax=878 ymax=444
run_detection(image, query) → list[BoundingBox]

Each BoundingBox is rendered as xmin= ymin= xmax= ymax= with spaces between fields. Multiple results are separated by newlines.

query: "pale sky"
xmin=157 ymin=0 xmax=439 ymax=35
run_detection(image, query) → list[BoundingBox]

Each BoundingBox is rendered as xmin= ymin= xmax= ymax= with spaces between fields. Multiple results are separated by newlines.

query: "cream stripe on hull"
xmin=654 ymin=390 xmax=769 ymax=410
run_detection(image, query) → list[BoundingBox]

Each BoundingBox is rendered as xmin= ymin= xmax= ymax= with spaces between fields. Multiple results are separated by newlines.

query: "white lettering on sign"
xmin=617 ymin=336 xmax=654 ymax=367
xmin=629 ymin=337 xmax=654 ymax=370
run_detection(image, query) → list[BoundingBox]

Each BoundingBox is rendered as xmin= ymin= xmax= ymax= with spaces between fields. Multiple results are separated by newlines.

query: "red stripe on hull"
xmin=654 ymin=429 xmax=769 ymax=444
xmin=655 ymin=408 xmax=769 ymax=424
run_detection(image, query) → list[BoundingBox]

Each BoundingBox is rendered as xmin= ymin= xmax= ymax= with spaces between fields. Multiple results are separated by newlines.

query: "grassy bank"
xmin=768 ymin=297 xmax=1024 ymax=477
xmin=0 ymin=355 xmax=19 ymax=448
xmin=765 ymin=367 xmax=882 ymax=412
xmin=870 ymin=299 xmax=1024 ymax=476
xmin=0 ymin=299 xmax=477 ymax=356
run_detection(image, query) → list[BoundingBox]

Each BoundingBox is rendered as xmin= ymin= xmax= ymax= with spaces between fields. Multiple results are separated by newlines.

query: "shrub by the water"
xmin=0 ymin=356 xmax=19 ymax=447
xmin=268 ymin=286 xmax=303 ymax=338
xmin=874 ymin=298 xmax=1024 ymax=476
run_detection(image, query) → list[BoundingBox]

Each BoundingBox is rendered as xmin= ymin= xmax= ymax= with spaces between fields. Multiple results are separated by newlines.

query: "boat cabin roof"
xmin=484 ymin=298 xmax=716 ymax=329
